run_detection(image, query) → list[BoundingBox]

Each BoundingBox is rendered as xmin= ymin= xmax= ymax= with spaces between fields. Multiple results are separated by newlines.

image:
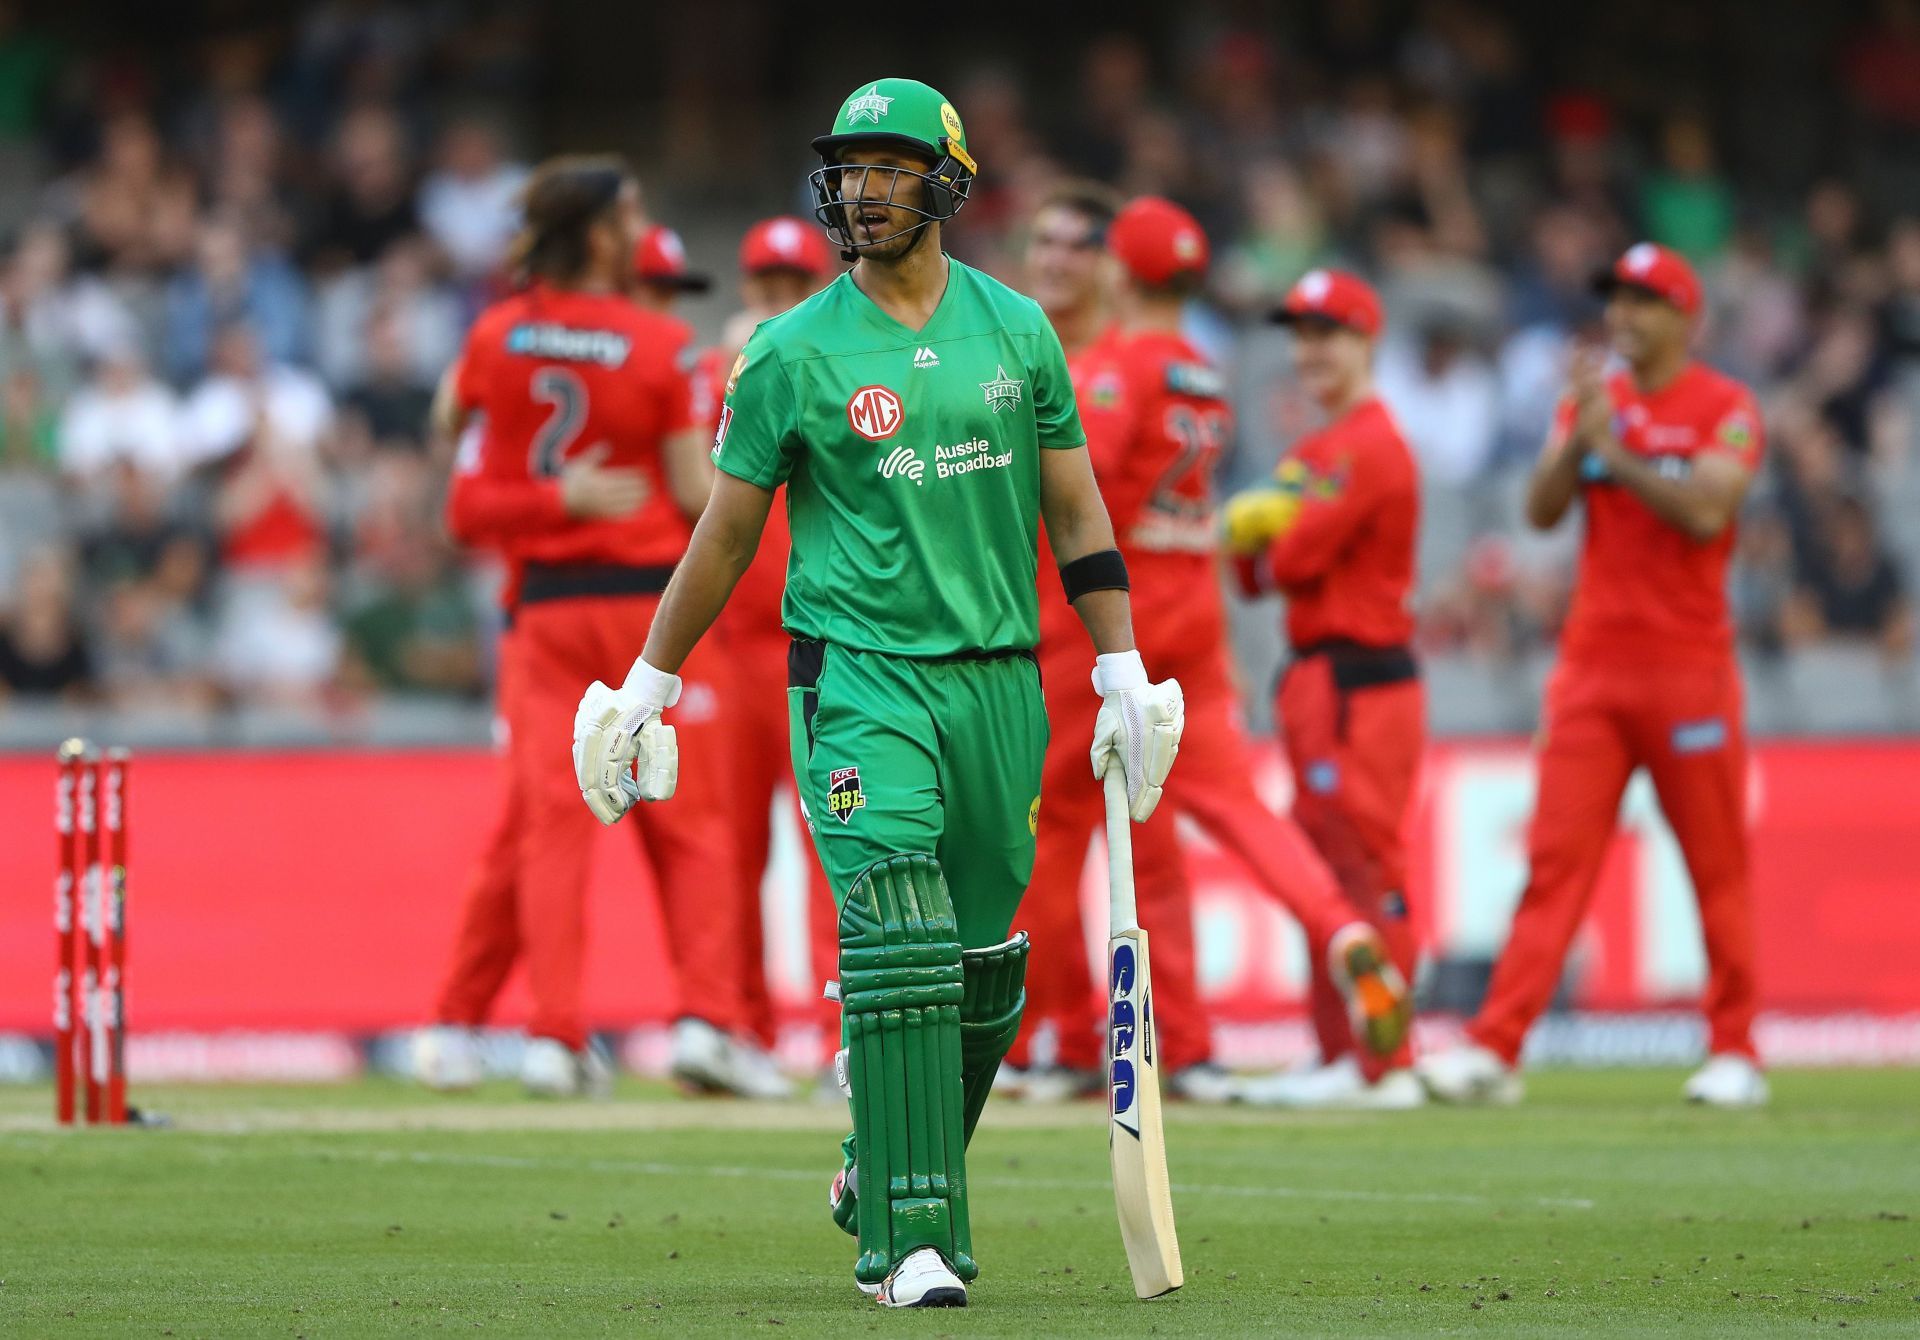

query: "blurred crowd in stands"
xmin=0 ymin=0 xmax=1915 ymax=722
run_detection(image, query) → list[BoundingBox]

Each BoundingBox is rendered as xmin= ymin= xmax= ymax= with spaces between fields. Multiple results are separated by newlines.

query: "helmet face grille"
xmin=807 ymin=152 xmax=973 ymax=255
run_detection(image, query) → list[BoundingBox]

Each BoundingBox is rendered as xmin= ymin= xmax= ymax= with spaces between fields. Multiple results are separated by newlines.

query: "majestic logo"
xmin=980 ymin=364 xmax=1023 ymax=414
xmin=913 ymin=346 xmax=940 ymax=369
xmin=846 ymin=385 xmax=903 ymax=441
xmin=827 ymin=767 xmax=867 ymax=823
xmin=845 ymin=83 xmax=894 ymax=125
xmin=878 ymin=445 xmax=925 ymax=485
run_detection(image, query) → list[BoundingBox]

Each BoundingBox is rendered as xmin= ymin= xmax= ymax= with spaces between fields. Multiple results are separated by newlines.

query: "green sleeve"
xmin=711 ymin=332 xmax=802 ymax=488
xmin=1028 ymin=321 xmax=1086 ymax=450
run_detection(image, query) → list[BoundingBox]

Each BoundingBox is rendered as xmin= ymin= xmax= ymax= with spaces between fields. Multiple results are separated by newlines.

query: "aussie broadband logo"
xmin=1109 ymin=940 xmax=1142 ymax=1138
xmin=878 ymin=446 xmax=925 ymax=484
xmin=847 ymin=385 xmax=903 ymax=441
xmin=934 ymin=436 xmax=1011 ymax=478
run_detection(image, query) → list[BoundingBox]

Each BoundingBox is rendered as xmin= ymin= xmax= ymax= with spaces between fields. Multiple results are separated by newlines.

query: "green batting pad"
xmin=838 ymin=854 xmax=973 ymax=1284
xmin=959 ymin=931 xmax=1029 ymax=1146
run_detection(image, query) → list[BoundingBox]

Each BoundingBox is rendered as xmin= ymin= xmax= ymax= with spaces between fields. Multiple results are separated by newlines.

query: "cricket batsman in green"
xmin=572 ymin=77 xmax=1185 ymax=1307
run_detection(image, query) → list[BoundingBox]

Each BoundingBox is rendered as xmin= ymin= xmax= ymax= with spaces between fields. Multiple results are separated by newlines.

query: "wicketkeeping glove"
xmin=572 ymin=657 xmax=683 ymax=825
xmin=1089 ymin=650 xmax=1184 ymax=822
xmin=1220 ymin=458 xmax=1310 ymax=556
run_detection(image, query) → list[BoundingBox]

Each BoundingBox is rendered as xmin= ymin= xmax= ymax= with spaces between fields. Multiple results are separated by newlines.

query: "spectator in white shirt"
xmin=1377 ymin=311 xmax=1501 ymax=485
xmin=418 ymin=117 xmax=529 ymax=282
xmin=57 ymin=345 xmax=185 ymax=483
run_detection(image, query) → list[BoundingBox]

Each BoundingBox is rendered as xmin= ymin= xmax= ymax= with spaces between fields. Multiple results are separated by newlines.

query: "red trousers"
xmin=1469 ymin=655 xmax=1757 ymax=1064
xmin=1276 ymin=651 xmax=1425 ymax=1076
xmin=444 ymin=593 xmax=749 ymax=1049
xmin=1019 ymin=650 xmax=1203 ymax=1072
xmin=720 ymin=628 xmax=841 ymax=1048
xmin=434 ymin=627 xmax=524 ymax=1028
xmin=1020 ymin=607 xmax=1360 ymax=1074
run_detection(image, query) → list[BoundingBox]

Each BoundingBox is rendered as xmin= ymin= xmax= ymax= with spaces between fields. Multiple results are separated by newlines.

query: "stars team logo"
xmin=847 ymin=384 xmax=903 ymax=441
xmin=827 ymin=767 xmax=867 ymax=823
xmin=845 ymin=84 xmax=894 ymax=125
xmin=980 ymin=365 xmax=1023 ymax=414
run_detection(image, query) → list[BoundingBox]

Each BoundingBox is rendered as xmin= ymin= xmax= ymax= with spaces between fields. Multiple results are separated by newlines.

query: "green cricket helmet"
xmin=809 ymin=78 xmax=976 ymax=255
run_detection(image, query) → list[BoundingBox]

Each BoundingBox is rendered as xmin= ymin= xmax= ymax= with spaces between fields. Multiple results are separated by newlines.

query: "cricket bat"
xmin=1102 ymin=765 xmax=1184 ymax=1299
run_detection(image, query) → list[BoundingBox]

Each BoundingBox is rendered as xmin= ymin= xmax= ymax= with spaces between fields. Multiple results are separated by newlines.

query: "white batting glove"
xmin=572 ymin=657 xmax=683 ymax=825
xmin=1089 ymin=650 xmax=1184 ymax=822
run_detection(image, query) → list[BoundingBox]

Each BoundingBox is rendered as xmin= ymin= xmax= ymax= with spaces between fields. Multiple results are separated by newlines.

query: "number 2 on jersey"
xmin=1152 ymin=405 xmax=1230 ymax=518
xmin=529 ymin=368 xmax=588 ymax=477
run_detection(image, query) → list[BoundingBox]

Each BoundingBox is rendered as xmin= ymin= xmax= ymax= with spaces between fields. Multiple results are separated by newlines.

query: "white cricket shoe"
xmin=1017 ymin=1065 xmax=1103 ymax=1103
xmin=1415 ymin=1043 xmax=1523 ymax=1106
xmin=859 ymin=1246 xmax=967 ymax=1308
xmin=1168 ymin=1062 xmax=1239 ymax=1105
xmin=1240 ymin=1054 xmax=1428 ymax=1110
xmin=414 ymin=1025 xmax=482 ymax=1092
xmin=1682 ymin=1054 xmax=1769 ymax=1108
xmin=521 ymin=1037 xmax=613 ymax=1099
xmin=668 ymin=1018 xmax=795 ymax=1100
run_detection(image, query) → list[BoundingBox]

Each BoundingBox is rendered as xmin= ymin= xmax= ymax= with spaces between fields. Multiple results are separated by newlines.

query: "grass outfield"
xmin=1 ymin=1070 xmax=1917 ymax=1337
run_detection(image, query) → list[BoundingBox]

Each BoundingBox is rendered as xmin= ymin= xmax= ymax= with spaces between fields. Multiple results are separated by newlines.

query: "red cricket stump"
xmin=54 ymin=740 xmax=83 ymax=1125
xmin=103 ymin=749 xmax=130 ymax=1125
xmin=78 ymin=748 xmax=105 ymax=1124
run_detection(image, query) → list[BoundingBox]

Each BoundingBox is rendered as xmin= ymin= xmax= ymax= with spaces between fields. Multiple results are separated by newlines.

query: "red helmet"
xmin=1108 ymin=196 xmax=1210 ymax=286
xmin=740 ymin=216 xmax=834 ymax=278
xmin=1271 ymin=268 xmax=1384 ymax=337
xmin=631 ymin=226 xmax=712 ymax=292
xmin=1592 ymin=242 xmax=1701 ymax=315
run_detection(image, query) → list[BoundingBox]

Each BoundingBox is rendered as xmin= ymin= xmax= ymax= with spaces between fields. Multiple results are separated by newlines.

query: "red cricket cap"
xmin=1592 ymin=242 xmax=1701 ymax=315
xmin=1271 ymin=268 xmax=1383 ymax=336
xmin=1108 ymin=196 xmax=1210 ymax=286
xmin=739 ymin=216 xmax=833 ymax=278
xmin=631 ymin=225 xmax=712 ymax=293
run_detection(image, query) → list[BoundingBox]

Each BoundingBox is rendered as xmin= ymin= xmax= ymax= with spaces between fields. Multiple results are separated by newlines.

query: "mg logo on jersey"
xmin=878 ymin=445 xmax=925 ymax=485
xmin=846 ymin=385 xmax=903 ymax=441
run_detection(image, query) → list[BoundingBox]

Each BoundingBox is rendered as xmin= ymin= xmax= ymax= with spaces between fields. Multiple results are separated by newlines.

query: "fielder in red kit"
xmin=1419 ymin=243 xmax=1769 ymax=1109
xmin=431 ymin=158 xmax=781 ymax=1098
xmin=1010 ymin=184 xmax=1204 ymax=1097
xmin=1223 ymin=269 xmax=1427 ymax=1110
xmin=692 ymin=217 xmax=841 ymax=1056
xmin=418 ymin=404 xmax=651 ymax=1092
xmin=1023 ymin=196 xmax=1412 ymax=1101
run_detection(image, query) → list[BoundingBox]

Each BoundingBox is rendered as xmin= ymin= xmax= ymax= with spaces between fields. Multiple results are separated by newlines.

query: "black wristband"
xmin=1058 ymin=548 xmax=1129 ymax=602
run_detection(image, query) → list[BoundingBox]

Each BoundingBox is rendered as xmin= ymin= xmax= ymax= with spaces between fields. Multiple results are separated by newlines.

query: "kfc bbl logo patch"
xmin=827 ymin=767 xmax=867 ymax=823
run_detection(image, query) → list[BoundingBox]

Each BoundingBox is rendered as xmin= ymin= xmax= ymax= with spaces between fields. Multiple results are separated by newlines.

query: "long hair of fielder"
xmin=506 ymin=155 xmax=634 ymax=288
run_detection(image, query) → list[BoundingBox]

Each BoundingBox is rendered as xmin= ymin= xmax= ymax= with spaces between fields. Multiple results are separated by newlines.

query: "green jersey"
xmin=712 ymin=260 xmax=1084 ymax=657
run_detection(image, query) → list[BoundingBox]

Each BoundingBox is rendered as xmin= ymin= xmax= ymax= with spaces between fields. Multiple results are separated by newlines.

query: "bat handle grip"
xmin=1102 ymin=763 xmax=1139 ymax=935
